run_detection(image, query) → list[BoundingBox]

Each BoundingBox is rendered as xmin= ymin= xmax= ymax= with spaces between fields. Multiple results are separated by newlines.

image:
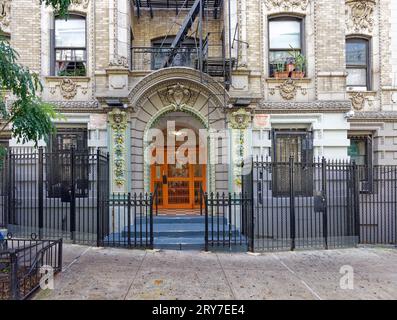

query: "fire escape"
xmin=131 ymin=0 xmax=235 ymax=90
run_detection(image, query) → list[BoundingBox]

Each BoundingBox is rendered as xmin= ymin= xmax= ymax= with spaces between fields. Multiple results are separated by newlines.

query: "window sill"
xmin=45 ymin=76 xmax=91 ymax=82
xmin=266 ymin=77 xmax=311 ymax=83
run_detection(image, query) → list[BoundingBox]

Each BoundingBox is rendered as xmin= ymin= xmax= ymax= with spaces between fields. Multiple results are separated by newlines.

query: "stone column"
xmin=229 ymin=108 xmax=252 ymax=192
xmin=109 ymin=0 xmax=130 ymax=68
xmin=108 ymin=108 xmax=130 ymax=194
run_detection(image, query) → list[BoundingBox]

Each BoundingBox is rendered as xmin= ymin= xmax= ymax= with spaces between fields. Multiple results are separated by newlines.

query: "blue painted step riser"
xmin=131 ymin=218 xmax=229 ymax=225
xmin=120 ymin=231 xmax=242 ymax=238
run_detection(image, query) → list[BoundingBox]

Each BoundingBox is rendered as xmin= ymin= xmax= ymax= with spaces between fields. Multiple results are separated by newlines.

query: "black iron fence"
xmin=0 ymin=238 xmax=62 ymax=300
xmin=98 ymin=193 xmax=154 ymax=249
xmin=1 ymin=148 xmax=109 ymax=245
xmin=251 ymin=157 xmax=359 ymax=252
xmin=358 ymin=165 xmax=397 ymax=245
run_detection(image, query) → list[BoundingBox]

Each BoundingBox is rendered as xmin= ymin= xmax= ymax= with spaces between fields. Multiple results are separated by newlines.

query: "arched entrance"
xmin=149 ymin=111 xmax=207 ymax=209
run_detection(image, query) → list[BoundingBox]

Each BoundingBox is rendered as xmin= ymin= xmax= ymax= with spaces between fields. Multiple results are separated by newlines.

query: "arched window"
xmin=346 ymin=38 xmax=370 ymax=90
xmin=53 ymin=14 xmax=87 ymax=76
xmin=268 ymin=16 xmax=304 ymax=78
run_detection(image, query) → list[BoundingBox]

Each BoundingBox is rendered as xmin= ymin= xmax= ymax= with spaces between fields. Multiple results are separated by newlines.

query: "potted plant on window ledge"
xmin=274 ymin=61 xmax=289 ymax=79
xmin=288 ymin=46 xmax=306 ymax=79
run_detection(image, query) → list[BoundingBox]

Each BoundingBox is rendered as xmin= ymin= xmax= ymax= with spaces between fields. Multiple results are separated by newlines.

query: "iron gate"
xmin=252 ymin=157 xmax=359 ymax=252
xmin=0 ymin=148 xmax=109 ymax=245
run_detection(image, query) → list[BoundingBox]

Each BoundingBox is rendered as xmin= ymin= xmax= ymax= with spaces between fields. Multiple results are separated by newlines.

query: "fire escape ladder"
xmin=162 ymin=0 xmax=204 ymax=68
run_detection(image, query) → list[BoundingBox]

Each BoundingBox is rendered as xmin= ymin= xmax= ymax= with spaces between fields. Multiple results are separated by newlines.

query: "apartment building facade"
xmin=1 ymin=0 xmax=396 ymax=210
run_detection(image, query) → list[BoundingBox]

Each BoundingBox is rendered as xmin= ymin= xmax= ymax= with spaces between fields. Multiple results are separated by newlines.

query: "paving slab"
xmin=33 ymin=245 xmax=397 ymax=300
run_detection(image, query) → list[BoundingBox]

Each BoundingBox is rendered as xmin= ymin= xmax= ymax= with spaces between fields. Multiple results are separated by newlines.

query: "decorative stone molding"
xmin=47 ymin=77 xmax=90 ymax=101
xmin=70 ymin=0 xmax=90 ymax=9
xmin=50 ymin=100 xmax=99 ymax=109
xmin=259 ymin=101 xmax=352 ymax=112
xmin=264 ymin=0 xmax=310 ymax=11
xmin=230 ymin=108 xmax=251 ymax=130
xmin=109 ymin=55 xmax=129 ymax=68
xmin=345 ymin=0 xmax=375 ymax=34
xmin=269 ymin=79 xmax=307 ymax=100
xmin=351 ymin=111 xmax=397 ymax=121
xmin=230 ymin=108 xmax=251 ymax=188
xmin=0 ymin=0 xmax=11 ymax=34
xmin=348 ymin=91 xmax=376 ymax=111
xmin=109 ymin=108 xmax=128 ymax=192
xmin=128 ymin=68 xmax=228 ymax=111
xmin=157 ymin=83 xmax=199 ymax=110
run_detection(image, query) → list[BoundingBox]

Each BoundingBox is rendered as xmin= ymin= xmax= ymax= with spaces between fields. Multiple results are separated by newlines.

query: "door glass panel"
xmin=194 ymin=165 xmax=203 ymax=177
xmin=155 ymin=165 xmax=162 ymax=180
xmin=154 ymin=181 xmax=163 ymax=205
xmin=194 ymin=181 xmax=203 ymax=205
xmin=168 ymin=181 xmax=190 ymax=205
xmin=168 ymin=163 xmax=189 ymax=178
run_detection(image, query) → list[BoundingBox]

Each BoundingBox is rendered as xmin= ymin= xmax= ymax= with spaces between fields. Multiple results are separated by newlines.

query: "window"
xmin=46 ymin=128 xmax=89 ymax=200
xmin=272 ymin=130 xmax=313 ymax=196
xmin=346 ymin=38 xmax=370 ymax=90
xmin=54 ymin=15 xmax=87 ymax=76
xmin=151 ymin=37 xmax=198 ymax=70
xmin=268 ymin=17 xmax=304 ymax=78
xmin=348 ymin=135 xmax=373 ymax=193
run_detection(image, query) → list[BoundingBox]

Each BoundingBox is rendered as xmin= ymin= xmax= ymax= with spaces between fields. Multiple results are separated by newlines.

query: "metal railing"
xmin=98 ymin=193 xmax=154 ymax=249
xmin=0 ymin=238 xmax=62 ymax=300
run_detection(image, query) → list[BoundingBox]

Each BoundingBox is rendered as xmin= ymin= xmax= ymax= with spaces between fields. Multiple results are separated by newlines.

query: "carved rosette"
xmin=269 ymin=79 xmax=307 ymax=100
xmin=109 ymin=108 xmax=128 ymax=193
xmin=70 ymin=0 xmax=90 ymax=10
xmin=109 ymin=55 xmax=129 ymax=68
xmin=158 ymin=83 xmax=199 ymax=110
xmin=345 ymin=0 xmax=375 ymax=34
xmin=348 ymin=91 xmax=375 ymax=111
xmin=0 ymin=0 xmax=11 ymax=34
xmin=264 ymin=0 xmax=310 ymax=12
xmin=230 ymin=109 xmax=251 ymax=188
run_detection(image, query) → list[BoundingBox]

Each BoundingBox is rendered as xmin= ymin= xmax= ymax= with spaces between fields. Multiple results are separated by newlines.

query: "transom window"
xmin=268 ymin=17 xmax=304 ymax=78
xmin=346 ymin=38 xmax=370 ymax=90
xmin=54 ymin=15 xmax=87 ymax=77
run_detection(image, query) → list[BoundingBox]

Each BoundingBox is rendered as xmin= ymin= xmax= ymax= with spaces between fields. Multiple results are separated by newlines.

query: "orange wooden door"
xmin=150 ymin=148 xmax=206 ymax=209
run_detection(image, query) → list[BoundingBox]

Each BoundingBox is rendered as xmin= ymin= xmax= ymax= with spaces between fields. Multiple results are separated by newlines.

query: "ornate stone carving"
xmin=70 ymin=0 xmax=90 ymax=9
xmin=109 ymin=55 xmax=129 ymax=68
xmin=60 ymin=79 xmax=78 ymax=100
xmin=352 ymin=111 xmax=397 ymax=121
xmin=158 ymin=83 xmax=199 ymax=110
xmin=230 ymin=108 xmax=251 ymax=130
xmin=259 ymin=101 xmax=352 ymax=112
xmin=109 ymin=108 xmax=128 ymax=190
xmin=264 ymin=0 xmax=310 ymax=11
xmin=346 ymin=0 xmax=375 ymax=34
xmin=349 ymin=92 xmax=365 ymax=110
xmin=270 ymin=79 xmax=307 ymax=100
xmin=0 ymin=0 xmax=11 ymax=34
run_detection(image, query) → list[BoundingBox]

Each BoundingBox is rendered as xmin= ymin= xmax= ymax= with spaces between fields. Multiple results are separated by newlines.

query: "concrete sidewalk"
xmin=33 ymin=245 xmax=397 ymax=300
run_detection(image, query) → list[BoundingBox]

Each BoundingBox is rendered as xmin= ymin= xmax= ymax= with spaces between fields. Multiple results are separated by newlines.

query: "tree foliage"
xmin=0 ymin=0 xmax=70 ymax=166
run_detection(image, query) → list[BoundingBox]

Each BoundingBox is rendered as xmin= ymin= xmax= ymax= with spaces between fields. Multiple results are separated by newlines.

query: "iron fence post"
xmin=204 ymin=192 xmax=209 ymax=252
xmin=96 ymin=149 xmax=101 ymax=247
xmin=322 ymin=157 xmax=328 ymax=250
xmin=149 ymin=193 xmax=154 ymax=249
xmin=9 ymin=250 xmax=19 ymax=300
xmin=127 ymin=193 xmax=132 ymax=247
xmin=6 ymin=148 xmax=11 ymax=226
xmin=38 ymin=147 xmax=44 ymax=239
xmin=70 ymin=147 xmax=76 ymax=243
xmin=58 ymin=238 xmax=63 ymax=272
xmin=289 ymin=156 xmax=296 ymax=251
xmin=250 ymin=157 xmax=255 ymax=253
xmin=352 ymin=160 xmax=360 ymax=244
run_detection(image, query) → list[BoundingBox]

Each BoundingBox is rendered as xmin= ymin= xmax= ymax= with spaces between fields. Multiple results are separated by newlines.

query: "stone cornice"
xmin=258 ymin=101 xmax=352 ymax=113
xmin=351 ymin=111 xmax=397 ymax=121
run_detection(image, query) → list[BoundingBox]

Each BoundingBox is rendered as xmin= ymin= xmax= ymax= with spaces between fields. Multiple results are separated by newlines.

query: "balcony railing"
xmin=131 ymin=44 xmax=234 ymax=85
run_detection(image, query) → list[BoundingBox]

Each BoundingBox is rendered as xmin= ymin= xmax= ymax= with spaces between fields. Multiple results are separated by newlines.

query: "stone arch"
xmin=128 ymin=67 xmax=229 ymax=194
